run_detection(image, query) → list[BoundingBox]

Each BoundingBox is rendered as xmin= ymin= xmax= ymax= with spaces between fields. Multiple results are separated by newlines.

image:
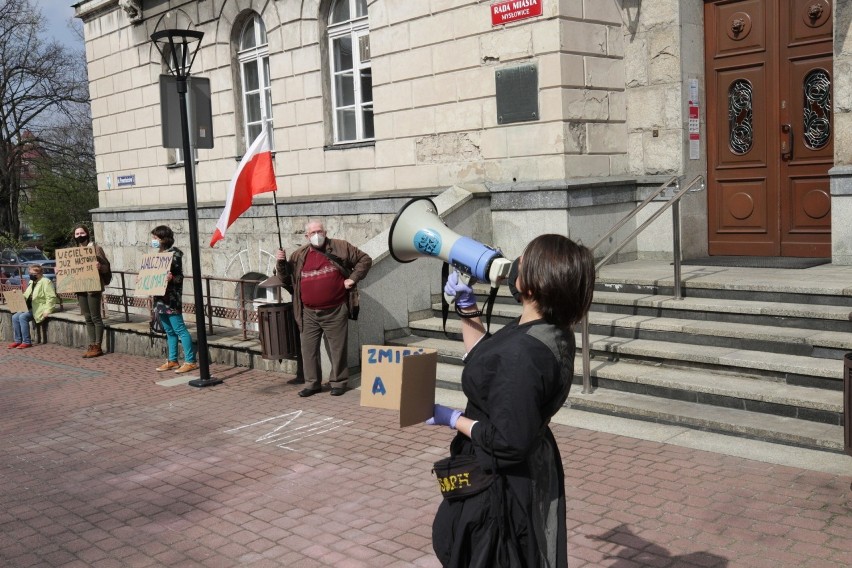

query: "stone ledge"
xmin=0 ymin=307 xmax=300 ymax=376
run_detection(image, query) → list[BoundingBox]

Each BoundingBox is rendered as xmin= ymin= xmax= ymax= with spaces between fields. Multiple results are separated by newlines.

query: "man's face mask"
xmin=309 ymin=233 xmax=325 ymax=248
xmin=507 ymin=258 xmax=522 ymax=303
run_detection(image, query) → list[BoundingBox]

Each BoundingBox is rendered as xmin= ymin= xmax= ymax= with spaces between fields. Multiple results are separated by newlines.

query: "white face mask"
xmin=309 ymin=233 xmax=325 ymax=248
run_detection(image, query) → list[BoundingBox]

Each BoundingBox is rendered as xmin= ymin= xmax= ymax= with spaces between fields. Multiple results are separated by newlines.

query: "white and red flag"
xmin=210 ymin=129 xmax=277 ymax=247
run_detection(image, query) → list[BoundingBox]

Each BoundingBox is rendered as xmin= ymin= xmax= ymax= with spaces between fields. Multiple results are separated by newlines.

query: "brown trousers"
xmin=299 ymin=303 xmax=349 ymax=390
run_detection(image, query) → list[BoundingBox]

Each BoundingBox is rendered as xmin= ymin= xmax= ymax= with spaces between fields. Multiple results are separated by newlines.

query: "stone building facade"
xmin=74 ymin=0 xmax=852 ymax=282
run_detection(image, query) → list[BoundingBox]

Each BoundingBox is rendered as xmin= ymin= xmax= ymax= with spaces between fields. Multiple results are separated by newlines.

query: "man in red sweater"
xmin=276 ymin=220 xmax=372 ymax=396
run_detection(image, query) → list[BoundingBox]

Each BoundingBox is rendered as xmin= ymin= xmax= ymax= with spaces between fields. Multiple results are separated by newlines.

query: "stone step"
xmin=426 ymin=301 xmax=851 ymax=356
xmin=429 ymin=345 xmax=841 ymax=409
xmin=404 ymin=317 xmax=844 ymax=386
xmin=418 ymin=263 xmax=852 ymax=452
xmin=425 ymin=361 xmax=844 ymax=452
xmin=477 ymin=263 xmax=852 ymax=307
xmin=430 ymin=357 xmax=842 ymax=419
xmin=390 ymin=331 xmax=846 ymax=450
xmin=569 ymin=389 xmax=844 ymax=453
xmin=587 ymin=310 xmax=851 ymax=358
xmin=594 ymin=260 xmax=852 ymax=308
xmin=417 ymin=261 xmax=851 ymax=453
xmin=467 ymin=285 xmax=851 ymax=331
xmin=590 ymin=291 xmax=852 ymax=333
xmin=424 ymin=385 xmax=851 ymax=475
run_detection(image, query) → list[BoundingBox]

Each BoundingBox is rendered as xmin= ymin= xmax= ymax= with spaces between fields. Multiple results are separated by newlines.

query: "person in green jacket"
xmin=8 ymin=265 xmax=59 ymax=349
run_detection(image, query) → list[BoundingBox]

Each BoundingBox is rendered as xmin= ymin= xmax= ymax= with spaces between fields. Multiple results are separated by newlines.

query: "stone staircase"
xmin=386 ymin=260 xmax=852 ymax=453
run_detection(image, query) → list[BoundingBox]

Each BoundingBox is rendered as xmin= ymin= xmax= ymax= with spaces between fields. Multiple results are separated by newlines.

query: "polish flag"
xmin=210 ymin=129 xmax=278 ymax=246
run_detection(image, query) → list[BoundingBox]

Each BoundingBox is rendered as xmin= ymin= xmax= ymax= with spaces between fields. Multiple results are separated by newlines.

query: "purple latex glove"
xmin=444 ymin=271 xmax=477 ymax=308
xmin=425 ymin=404 xmax=463 ymax=429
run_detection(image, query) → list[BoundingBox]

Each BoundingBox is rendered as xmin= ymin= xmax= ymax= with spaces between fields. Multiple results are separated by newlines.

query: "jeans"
xmin=159 ymin=312 xmax=195 ymax=364
xmin=77 ymin=292 xmax=104 ymax=344
xmin=12 ymin=311 xmax=34 ymax=345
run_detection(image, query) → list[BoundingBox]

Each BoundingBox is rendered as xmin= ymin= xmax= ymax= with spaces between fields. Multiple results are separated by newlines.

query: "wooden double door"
xmin=705 ymin=0 xmax=833 ymax=257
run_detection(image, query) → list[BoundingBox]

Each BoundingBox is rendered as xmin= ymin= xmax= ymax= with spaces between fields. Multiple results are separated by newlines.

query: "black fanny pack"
xmin=432 ymin=454 xmax=494 ymax=501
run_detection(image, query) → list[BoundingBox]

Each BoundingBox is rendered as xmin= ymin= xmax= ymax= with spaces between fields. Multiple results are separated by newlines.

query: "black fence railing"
xmin=1 ymin=269 xmax=270 ymax=341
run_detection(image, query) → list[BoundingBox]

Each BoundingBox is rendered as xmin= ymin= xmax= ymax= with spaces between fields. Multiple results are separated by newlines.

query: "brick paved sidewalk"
xmin=0 ymin=344 xmax=850 ymax=567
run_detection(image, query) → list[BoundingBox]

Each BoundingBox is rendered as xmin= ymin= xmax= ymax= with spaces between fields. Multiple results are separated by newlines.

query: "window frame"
xmin=238 ymin=14 xmax=273 ymax=150
xmin=327 ymin=0 xmax=372 ymax=145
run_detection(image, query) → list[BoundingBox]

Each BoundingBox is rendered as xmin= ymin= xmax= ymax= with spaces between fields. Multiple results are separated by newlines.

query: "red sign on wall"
xmin=491 ymin=0 xmax=543 ymax=26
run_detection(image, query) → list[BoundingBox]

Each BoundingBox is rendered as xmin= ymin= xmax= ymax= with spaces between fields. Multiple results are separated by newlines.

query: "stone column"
xmin=830 ymin=1 xmax=852 ymax=264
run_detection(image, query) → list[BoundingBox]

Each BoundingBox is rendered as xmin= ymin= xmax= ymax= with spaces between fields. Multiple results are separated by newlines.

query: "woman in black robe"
xmin=428 ymin=234 xmax=596 ymax=568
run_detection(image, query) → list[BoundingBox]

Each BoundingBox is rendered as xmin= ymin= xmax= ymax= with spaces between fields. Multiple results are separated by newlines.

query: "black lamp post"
xmin=151 ymin=29 xmax=222 ymax=388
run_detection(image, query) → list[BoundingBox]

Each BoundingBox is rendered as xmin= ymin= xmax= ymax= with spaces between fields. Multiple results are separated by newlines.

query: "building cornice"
xmin=73 ymin=0 xmax=121 ymax=22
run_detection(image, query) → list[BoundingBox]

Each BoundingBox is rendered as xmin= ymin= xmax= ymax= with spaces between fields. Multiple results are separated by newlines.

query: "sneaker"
xmin=156 ymin=361 xmax=180 ymax=372
xmin=17 ymin=343 xmax=33 ymax=349
xmin=174 ymin=362 xmax=199 ymax=374
xmin=7 ymin=343 xmax=20 ymax=349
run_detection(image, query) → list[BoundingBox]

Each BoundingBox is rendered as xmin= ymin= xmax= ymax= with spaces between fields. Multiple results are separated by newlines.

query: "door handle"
xmin=781 ymin=124 xmax=793 ymax=161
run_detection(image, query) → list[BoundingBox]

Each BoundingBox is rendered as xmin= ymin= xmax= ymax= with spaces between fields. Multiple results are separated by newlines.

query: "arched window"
xmin=327 ymin=0 xmax=372 ymax=143
xmin=238 ymin=14 xmax=273 ymax=149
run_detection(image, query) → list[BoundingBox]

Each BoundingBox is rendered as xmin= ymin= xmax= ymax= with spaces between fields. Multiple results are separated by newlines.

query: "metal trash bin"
xmin=845 ymin=353 xmax=852 ymax=457
xmin=257 ymin=302 xmax=299 ymax=361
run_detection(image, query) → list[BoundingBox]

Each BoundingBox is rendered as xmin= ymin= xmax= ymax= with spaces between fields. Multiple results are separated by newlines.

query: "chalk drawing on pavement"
xmin=224 ymin=411 xmax=352 ymax=451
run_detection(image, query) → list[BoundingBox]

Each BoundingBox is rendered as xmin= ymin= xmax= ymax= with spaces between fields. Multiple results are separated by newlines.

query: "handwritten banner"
xmin=134 ymin=252 xmax=174 ymax=297
xmin=3 ymin=289 xmax=29 ymax=313
xmin=360 ymin=346 xmax=437 ymax=427
xmin=55 ymin=247 xmax=102 ymax=293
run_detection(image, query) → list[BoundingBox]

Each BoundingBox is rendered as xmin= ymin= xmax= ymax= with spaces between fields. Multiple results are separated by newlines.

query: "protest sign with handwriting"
xmin=3 ymin=289 xmax=28 ymax=313
xmin=55 ymin=247 xmax=101 ymax=293
xmin=134 ymin=252 xmax=174 ymax=297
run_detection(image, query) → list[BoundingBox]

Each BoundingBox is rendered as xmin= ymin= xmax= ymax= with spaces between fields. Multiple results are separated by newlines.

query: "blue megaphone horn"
xmin=388 ymin=197 xmax=512 ymax=302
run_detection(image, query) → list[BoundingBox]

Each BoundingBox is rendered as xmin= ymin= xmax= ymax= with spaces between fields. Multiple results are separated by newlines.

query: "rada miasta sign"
xmin=491 ymin=0 xmax=543 ymax=26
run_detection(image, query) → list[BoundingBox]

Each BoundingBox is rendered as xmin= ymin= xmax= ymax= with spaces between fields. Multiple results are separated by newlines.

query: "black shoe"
xmin=330 ymin=387 xmax=346 ymax=396
xmin=287 ymin=376 xmax=305 ymax=385
xmin=298 ymin=387 xmax=322 ymax=398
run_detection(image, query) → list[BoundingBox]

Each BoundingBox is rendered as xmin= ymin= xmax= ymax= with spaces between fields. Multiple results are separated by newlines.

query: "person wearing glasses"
xmin=275 ymin=219 xmax=372 ymax=397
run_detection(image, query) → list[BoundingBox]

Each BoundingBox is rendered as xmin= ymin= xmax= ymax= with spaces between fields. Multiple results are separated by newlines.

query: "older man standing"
xmin=276 ymin=220 xmax=372 ymax=396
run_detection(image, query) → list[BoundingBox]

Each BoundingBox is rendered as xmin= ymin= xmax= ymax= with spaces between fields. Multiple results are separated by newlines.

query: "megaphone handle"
xmin=444 ymin=270 xmax=473 ymax=305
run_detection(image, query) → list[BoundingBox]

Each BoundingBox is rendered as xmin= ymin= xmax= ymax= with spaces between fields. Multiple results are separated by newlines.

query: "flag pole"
xmin=272 ymin=190 xmax=283 ymax=251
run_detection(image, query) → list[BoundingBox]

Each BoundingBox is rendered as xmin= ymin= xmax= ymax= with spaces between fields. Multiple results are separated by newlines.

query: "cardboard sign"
xmin=55 ymin=247 xmax=101 ymax=293
xmin=360 ymin=346 xmax=437 ymax=428
xmin=134 ymin=252 xmax=174 ymax=297
xmin=3 ymin=289 xmax=28 ymax=313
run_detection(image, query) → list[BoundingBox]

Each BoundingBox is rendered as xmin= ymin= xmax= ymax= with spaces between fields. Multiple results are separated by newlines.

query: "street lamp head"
xmin=151 ymin=29 xmax=204 ymax=79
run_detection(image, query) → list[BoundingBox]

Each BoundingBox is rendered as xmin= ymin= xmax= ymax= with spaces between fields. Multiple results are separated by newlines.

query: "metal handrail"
xmin=99 ymin=271 xmax=266 ymax=340
xmin=0 ymin=271 xmax=268 ymax=342
xmin=580 ymin=174 xmax=706 ymax=394
xmin=590 ymin=176 xmax=679 ymax=252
